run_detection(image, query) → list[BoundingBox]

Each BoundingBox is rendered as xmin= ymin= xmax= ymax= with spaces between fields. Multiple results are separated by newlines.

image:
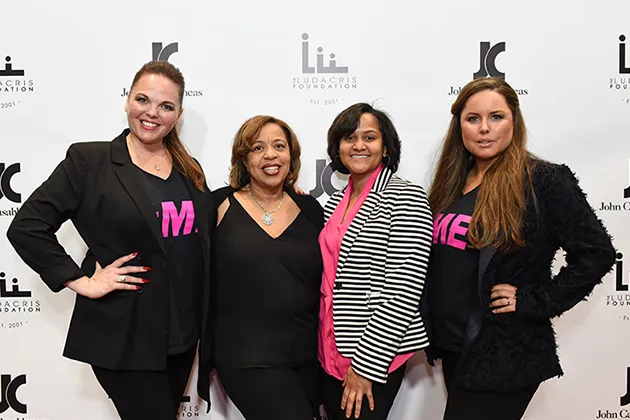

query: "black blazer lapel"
xmin=111 ymin=131 xmax=168 ymax=256
xmin=181 ymin=175 xmax=213 ymax=348
xmin=462 ymin=247 xmax=496 ymax=349
xmin=184 ymin=177 xmax=211 ymax=252
xmin=477 ymin=247 xmax=496 ymax=297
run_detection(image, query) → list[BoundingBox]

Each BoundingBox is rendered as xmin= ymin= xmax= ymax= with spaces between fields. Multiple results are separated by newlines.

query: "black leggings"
xmin=441 ymin=351 xmax=539 ymax=420
xmin=319 ymin=364 xmax=406 ymax=420
xmin=91 ymin=345 xmax=197 ymax=420
xmin=216 ymin=362 xmax=318 ymax=420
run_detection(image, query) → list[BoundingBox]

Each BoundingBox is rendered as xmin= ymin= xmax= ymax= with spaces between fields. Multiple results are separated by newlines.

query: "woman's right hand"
xmin=65 ymin=252 xmax=150 ymax=299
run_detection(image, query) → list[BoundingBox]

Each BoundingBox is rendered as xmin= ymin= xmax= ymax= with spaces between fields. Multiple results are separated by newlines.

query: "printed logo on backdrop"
xmin=0 ymin=374 xmax=27 ymax=415
xmin=0 ymin=271 xmax=41 ymax=326
xmin=603 ymin=250 xmax=630 ymax=311
xmin=594 ymin=367 xmax=630 ymax=418
xmin=0 ymin=56 xmax=34 ymax=94
xmin=473 ymin=41 xmax=506 ymax=79
xmin=610 ymin=34 xmax=630 ymax=104
xmin=153 ymin=42 xmax=179 ymax=62
xmin=599 ymin=159 xmax=630 ymax=213
xmin=120 ymin=42 xmax=203 ymax=98
xmin=593 ymin=160 xmax=630 ymax=312
xmin=309 ymin=159 xmax=349 ymax=199
xmin=292 ymin=33 xmax=358 ymax=107
xmin=0 ymin=163 xmax=21 ymax=218
xmin=447 ymin=41 xmax=529 ymax=97
xmin=178 ymin=395 xmax=199 ymax=418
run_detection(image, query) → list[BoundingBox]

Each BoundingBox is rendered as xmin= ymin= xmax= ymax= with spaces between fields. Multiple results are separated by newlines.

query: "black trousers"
xmin=91 ymin=345 xmax=197 ymax=420
xmin=216 ymin=361 xmax=318 ymax=420
xmin=441 ymin=351 xmax=539 ymax=420
xmin=319 ymin=364 xmax=406 ymax=420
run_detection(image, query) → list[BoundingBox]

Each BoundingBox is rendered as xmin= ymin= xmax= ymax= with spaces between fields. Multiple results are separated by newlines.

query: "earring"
xmin=382 ymin=154 xmax=391 ymax=165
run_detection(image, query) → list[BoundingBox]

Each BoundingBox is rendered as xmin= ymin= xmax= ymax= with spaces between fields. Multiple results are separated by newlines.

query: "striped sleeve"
xmin=351 ymin=184 xmax=433 ymax=383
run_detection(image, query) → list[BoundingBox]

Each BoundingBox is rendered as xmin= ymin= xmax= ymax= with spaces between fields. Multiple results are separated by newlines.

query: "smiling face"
xmin=245 ymin=123 xmax=291 ymax=190
xmin=126 ymin=73 xmax=182 ymax=145
xmin=338 ymin=113 xmax=386 ymax=178
xmin=460 ymin=89 xmax=514 ymax=164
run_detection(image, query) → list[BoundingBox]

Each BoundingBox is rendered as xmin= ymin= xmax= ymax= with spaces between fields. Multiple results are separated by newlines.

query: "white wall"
xmin=1 ymin=1 xmax=629 ymax=419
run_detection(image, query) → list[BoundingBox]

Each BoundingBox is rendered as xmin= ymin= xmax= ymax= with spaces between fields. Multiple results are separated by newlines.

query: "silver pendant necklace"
xmin=151 ymin=153 xmax=168 ymax=171
xmin=127 ymin=137 xmax=168 ymax=171
xmin=247 ymin=187 xmax=287 ymax=226
xmin=154 ymin=158 xmax=166 ymax=171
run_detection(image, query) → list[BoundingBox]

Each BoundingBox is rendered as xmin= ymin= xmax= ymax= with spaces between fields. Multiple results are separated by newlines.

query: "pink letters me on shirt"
xmin=156 ymin=200 xmax=198 ymax=238
xmin=433 ymin=213 xmax=472 ymax=250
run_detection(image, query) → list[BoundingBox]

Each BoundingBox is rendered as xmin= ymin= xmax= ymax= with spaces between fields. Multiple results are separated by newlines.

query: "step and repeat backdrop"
xmin=2 ymin=0 xmax=630 ymax=419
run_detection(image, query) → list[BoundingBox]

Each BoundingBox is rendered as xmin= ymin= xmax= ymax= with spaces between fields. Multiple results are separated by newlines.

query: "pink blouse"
xmin=318 ymin=165 xmax=413 ymax=381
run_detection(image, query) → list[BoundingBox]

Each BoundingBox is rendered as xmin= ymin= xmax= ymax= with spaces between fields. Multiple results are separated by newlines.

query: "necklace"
xmin=247 ymin=187 xmax=286 ymax=226
xmin=127 ymin=137 xmax=169 ymax=171
xmin=153 ymin=156 xmax=167 ymax=172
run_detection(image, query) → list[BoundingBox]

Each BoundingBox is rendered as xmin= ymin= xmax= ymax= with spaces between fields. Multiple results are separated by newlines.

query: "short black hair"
xmin=327 ymin=102 xmax=401 ymax=174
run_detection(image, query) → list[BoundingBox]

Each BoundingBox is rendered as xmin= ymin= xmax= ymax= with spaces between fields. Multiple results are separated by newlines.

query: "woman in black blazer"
xmin=424 ymin=77 xmax=615 ymax=420
xmin=209 ymin=116 xmax=323 ymax=420
xmin=6 ymin=61 xmax=214 ymax=420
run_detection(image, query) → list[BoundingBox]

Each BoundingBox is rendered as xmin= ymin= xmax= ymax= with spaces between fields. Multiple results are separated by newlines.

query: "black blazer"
xmin=196 ymin=185 xmax=324 ymax=407
xmin=423 ymin=162 xmax=616 ymax=392
xmin=6 ymin=130 xmax=215 ymax=371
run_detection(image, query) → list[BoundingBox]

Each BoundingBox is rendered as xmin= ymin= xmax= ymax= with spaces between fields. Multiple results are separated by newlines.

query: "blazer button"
xmin=334 ymin=282 xmax=342 ymax=290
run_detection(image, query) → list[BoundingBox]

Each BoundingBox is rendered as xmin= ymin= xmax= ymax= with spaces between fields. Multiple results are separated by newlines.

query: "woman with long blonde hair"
xmin=424 ymin=77 xmax=615 ymax=420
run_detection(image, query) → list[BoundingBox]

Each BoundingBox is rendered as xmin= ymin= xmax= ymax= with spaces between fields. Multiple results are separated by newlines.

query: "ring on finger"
xmin=507 ymin=298 xmax=511 ymax=305
xmin=117 ymin=275 xmax=126 ymax=283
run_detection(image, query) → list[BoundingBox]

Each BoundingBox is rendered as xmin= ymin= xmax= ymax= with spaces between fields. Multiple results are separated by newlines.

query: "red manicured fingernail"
xmin=142 ymin=279 xmax=150 ymax=283
xmin=135 ymin=286 xmax=142 ymax=290
xmin=132 ymin=252 xmax=139 ymax=257
xmin=144 ymin=267 xmax=152 ymax=271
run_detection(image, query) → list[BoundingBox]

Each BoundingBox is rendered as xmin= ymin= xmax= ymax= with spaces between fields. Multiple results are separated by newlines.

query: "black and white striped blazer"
xmin=323 ymin=167 xmax=433 ymax=383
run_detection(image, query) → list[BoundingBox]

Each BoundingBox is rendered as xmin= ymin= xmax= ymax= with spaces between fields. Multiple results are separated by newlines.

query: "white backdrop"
xmin=1 ymin=1 xmax=630 ymax=419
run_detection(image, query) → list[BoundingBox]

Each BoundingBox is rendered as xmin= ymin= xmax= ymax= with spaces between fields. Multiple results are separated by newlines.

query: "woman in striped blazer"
xmin=317 ymin=103 xmax=433 ymax=420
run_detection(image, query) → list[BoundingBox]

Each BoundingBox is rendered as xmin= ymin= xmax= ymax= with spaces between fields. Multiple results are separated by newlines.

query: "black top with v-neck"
xmin=213 ymin=194 xmax=323 ymax=368
xmin=427 ymin=187 xmax=480 ymax=353
xmin=136 ymin=167 xmax=203 ymax=355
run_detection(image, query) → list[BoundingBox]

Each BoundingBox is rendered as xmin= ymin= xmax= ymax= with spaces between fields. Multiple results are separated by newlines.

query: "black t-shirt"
xmin=428 ymin=187 xmax=480 ymax=353
xmin=137 ymin=168 xmax=203 ymax=355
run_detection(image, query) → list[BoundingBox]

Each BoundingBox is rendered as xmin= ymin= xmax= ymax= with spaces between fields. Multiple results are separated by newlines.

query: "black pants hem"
xmin=216 ymin=361 xmax=318 ymax=420
xmin=441 ymin=350 xmax=538 ymax=420
xmin=92 ymin=344 xmax=197 ymax=420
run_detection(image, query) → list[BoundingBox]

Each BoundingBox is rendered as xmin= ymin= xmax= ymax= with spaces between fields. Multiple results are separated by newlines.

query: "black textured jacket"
xmin=422 ymin=162 xmax=616 ymax=392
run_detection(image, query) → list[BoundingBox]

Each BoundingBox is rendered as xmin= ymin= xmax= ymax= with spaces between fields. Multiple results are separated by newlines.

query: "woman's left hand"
xmin=489 ymin=283 xmax=518 ymax=313
xmin=341 ymin=366 xmax=374 ymax=418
